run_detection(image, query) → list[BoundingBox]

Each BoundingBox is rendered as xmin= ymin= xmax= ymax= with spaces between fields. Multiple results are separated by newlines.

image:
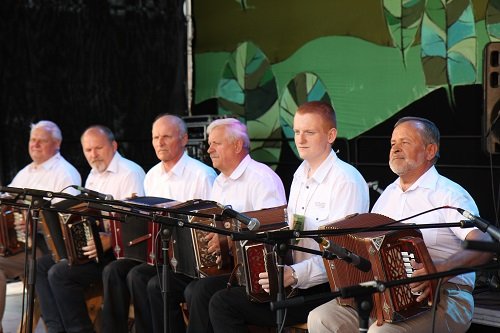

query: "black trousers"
xmin=184 ymin=275 xmax=229 ymax=333
xmin=101 ymin=258 xmax=141 ymax=333
xmin=127 ymin=263 xmax=194 ymax=333
xmin=209 ymin=283 xmax=331 ymax=333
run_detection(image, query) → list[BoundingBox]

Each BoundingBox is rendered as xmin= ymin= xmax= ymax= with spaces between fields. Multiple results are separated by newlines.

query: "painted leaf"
xmin=383 ymin=0 xmax=425 ymax=66
xmin=486 ymin=0 xmax=500 ymax=42
xmin=421 ymin=0 xmax=477 ymax=87
xmin=279 ymin=72 xmax=331 ymax=158
xmin=216 ymin=41 xmax=281 ymax=168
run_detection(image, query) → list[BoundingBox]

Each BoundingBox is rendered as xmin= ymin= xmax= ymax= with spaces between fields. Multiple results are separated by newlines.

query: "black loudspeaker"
xmin=483 ymin=42 xmax=500 ymax=154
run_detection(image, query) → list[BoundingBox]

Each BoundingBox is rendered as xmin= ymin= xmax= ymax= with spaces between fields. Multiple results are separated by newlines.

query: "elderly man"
xmin=307 ymin=117 xmax=493 ymax=333
xmin=35 ymin=125 xmax=145 ymax=333
xmin=208 ymin=101 xmax=370 ymax=332
xmin=102 ymin=114 xmax=217 ymax=333
xmin=182 ymin=117 xmax=290 ymax=333
xmin=0 ymin=120 xmax=81 ymax=333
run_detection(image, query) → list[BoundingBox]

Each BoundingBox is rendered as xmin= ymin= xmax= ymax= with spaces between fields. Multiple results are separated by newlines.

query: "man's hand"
xmin=409 ymin=260 xmax=434 ymax=303
xmin=82 ymin=239 xmax=97 ymax=259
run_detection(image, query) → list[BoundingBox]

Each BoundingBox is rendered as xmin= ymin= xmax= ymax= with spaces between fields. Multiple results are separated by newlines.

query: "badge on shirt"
xmin=292 ymin=214 xmax=305 ymax=244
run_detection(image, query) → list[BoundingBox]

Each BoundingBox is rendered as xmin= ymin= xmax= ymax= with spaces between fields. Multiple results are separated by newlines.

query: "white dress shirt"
xmin=210 ymin=154 xmax=287 ymax=212
xmin=144 ymin=152 xmax=216 ymax=201
xmin=288 ymin=149 xmax=370 ymax=289
xmin=9 ymin=152 xmax=81 ymax=195
xmin=84 ymin=152 xmax=145 ymax=200
xmin=372 ymin=166 xmax=479 ymax=287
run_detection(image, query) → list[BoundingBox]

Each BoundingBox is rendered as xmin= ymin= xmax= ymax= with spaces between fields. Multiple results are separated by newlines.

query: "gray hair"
xmin=207 ymin=118 xmax=250 ymax=151
xmin=153 ymin=114 xmax=187 ymax=138
xmin=30 ymin=120 xmax=62 ymax=142
xmin=395 ymin=116 xmax=440 ymax=162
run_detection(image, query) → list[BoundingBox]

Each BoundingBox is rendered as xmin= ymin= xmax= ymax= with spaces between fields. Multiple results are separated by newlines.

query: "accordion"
xmin=0 ymin=204 xmax=26 ymax=256
xmin=170 ymin=199 xmax=233 ymax=279
xmin=110 ymin=196 xmax=177 ymax=265
xmin=232 ymin=205 xmax=294 ymax=303
xmin=319 ymin=213 xmax=437 ymax=325
xmin=40 ymin=200 xmax=104 ymax=265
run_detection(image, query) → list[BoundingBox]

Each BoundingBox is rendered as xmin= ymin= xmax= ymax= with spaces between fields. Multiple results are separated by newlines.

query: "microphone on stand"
xmin=456 ymin=208 xmax=500 ymax=242
xmin=367 ymin=181 xmax=384 ymax=195
xmin=221 ymin=205 xmax=260 ymax=231
xmin=314 ymin=237 xmax=371 ymax=272
xmin=71 ymin=185 xmax=114 ymax=201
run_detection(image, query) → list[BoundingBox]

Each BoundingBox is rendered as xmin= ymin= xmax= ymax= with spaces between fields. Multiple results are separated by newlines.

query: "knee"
xmin=184 ymin=280 xmax=197 ymax=306
xmin=147 ymin=276 xmax=160 ymax=296
xmin=47 ymin=261 xmax=69 ymax=284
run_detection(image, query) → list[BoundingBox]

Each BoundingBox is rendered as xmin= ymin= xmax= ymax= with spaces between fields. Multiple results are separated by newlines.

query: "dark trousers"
xmin=127 ymin=263 xmax=193 ymax=333
xmin=185 ymin=275 xmax=229 ymax=333
xmin=36 ymin=253 xmax=113 ymax=333
xmin=101 ymin=259 xmax=141 ymax=333
xmin=209 ymin=283 xmax=331 ymax=333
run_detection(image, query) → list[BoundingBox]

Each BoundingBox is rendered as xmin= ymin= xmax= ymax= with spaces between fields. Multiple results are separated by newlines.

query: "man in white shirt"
xmin=0 ymin=120 xmax=81 ymax=333
xmin=307 ymin=117 xmax=493 ymax=333
xmin=109 ymin=114 xmax=216 ymax=333
xmin=207 ymin=102 xmax=369 ymax=332
xmin=35 ymin=125 xmax=145 ymax=333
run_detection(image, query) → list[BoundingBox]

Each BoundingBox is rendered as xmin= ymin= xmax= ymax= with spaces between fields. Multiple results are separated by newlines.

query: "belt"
xmin=442 ymin=282 xmax=473 ymax=294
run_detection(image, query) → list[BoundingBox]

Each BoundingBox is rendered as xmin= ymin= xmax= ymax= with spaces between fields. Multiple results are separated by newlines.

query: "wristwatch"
xmin=290 ymin=266 xmax=298 ymax=287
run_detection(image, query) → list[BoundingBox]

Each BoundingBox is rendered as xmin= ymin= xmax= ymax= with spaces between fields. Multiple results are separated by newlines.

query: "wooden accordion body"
xmin=40 ymin=201 xmax=104 ymax=265
xmin=320 ymin=213 xmax=437 ymax=324
xmin=0 ymin=204 xmax=26 ymax=256
xmin=170 ymin=199 xmax=233 ymax=279
xmin=233 ymin=205 xmax=293 ymax=303
xmin=109 ymin=196 xmax=177 ymax=265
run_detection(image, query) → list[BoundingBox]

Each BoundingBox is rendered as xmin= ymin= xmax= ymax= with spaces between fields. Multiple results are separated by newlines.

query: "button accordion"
xmin=40 ymin=199 xmax=104 ymax=265
xmin=232 ymin=205 xmax=294 ymax=303
xmin=0 ymin=204 xmax=26 ymax=256
xmin=319 ymin=213 xmax=437 ymax=324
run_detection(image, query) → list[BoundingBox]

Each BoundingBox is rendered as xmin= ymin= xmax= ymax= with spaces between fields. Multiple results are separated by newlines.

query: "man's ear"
xmin=426 ymin=143 xmax=438 ymax=161
xmin=327 ymin=128 xmax=337 ymax=144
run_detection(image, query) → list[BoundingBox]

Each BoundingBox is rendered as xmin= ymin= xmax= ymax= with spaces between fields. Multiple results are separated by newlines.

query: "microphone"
xmin=314 ymin=237 xmax=371 ymax=272
xmin=367 ymin=181 xmax=384 ymax=195
xmin=221 ymin=205 xmax=260 ymax=231
xmin=456 ymin=208 xmax=500 ymax=242
xmin=71 ymin=185 xmax=114 ymax=201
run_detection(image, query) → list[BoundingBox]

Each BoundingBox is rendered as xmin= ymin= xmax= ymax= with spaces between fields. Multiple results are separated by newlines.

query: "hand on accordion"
xmin=205 ymin=232 xmax=221 ymax=255
xmin=409 ymin=260 xmax=434 ymax=303
xmin=258 ymin=265 xmax=296 ymax=293
xmin=82 ymin=239 xmax=98 ymax=259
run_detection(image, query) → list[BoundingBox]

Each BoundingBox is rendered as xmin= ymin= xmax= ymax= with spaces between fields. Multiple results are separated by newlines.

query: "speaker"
xmin=483 ymin=42 xmax=500 ymax=154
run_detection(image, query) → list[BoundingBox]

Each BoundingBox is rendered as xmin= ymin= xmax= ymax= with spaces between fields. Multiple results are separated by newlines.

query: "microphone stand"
xmin=161 ymin=226 xmax=172 ymax=333
xmin=24 ymin=195 xmax=45 ymax=333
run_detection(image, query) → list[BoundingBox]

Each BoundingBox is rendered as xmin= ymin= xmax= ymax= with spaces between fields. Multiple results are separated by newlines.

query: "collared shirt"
xmin=144 ymin=152 xmax=216 ymax=201
xmin=9 ymin=152 xmax=81 ymax=195
xmin=210 ymin=154 xmax=287 ymax=212
xmin=84 ymin=152 xmax=145 ymax=200
xmin=372 ymin=166 xmax=479 ymax=287
xmin=288 ymin=149 xmax=370 ymax=289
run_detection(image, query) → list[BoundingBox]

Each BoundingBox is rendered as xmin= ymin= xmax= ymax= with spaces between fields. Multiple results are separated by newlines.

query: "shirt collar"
xmin=227 ymin=154 xmax=251 ymax=181
xmin=393 ymin=165 xmax=439 ymax=192
xmin=162 ymin=151 xmax=188 ymax=177
xmin=89 ymin=152 xmax=121 ymax=175
xmin=29 ymin=152 xmax=61 ymax=171
xmin=295 ymin=149 xmax=337 ymax=184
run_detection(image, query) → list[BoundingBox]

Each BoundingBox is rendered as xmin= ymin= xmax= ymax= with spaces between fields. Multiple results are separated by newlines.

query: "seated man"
xmin=0 ymin=120 xmax=81 ymax=333
xmin=307 ymin=117 xmax=494 ymax=333
xmin=35 ymin=125 xmax=145 ymax=333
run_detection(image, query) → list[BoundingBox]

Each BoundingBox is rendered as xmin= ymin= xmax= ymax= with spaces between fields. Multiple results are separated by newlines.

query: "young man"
xmin=307 ymin=117 xmax=493 ymax=333
xmin=207 ymin=101 xmax=370 ymax=332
